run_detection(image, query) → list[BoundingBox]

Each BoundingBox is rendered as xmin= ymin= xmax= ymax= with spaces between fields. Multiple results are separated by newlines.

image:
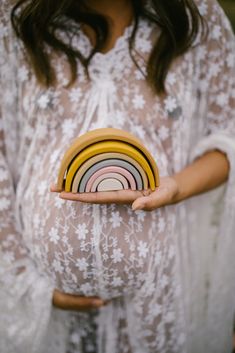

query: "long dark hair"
xmin=11 ymin=0 xmax=204 ymax=94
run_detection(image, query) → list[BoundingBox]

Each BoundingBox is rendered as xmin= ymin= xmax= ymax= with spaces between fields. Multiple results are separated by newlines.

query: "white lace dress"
xmin=0 ymin=0 xmax=235 ymax=352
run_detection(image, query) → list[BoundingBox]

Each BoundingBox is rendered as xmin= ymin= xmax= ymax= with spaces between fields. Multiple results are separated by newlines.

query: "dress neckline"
xmin=68 ymin=17 xmax=156 ymax=81
xmin=78 ymin=20 xmax=135 ymax=60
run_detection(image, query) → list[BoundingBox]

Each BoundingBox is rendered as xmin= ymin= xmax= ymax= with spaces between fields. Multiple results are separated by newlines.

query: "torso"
xmin=14 ymin=17 xmax=193 ymax=297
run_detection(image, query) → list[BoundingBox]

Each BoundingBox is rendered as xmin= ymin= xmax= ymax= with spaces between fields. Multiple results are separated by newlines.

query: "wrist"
xmin=171 ymin=174 xmax=187 ymax=204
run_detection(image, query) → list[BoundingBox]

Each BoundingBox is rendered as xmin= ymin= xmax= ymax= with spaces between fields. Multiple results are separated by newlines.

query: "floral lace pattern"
xmin=0 ymin=0 xmax=235 ymax=352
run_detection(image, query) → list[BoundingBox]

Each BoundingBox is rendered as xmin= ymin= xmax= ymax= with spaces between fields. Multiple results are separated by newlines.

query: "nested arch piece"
xmin=97 ymin=179 xmax=124 ymax=192
xmin=71 ymin=152 xmax=148 ymax=193
xmin=90 ymin=173 xmax=129 ymax=192
xmin=85 ymin=166 xmax=137 ymax=193
xmin=57 ymin=128 xmax=159 ymax=192
xmin=76 ymin=158 xmax=144 ymax=193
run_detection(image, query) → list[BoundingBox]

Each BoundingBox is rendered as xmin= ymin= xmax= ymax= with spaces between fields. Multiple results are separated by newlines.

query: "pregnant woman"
xmin=0 ymin=0 xmax=235 ymax=352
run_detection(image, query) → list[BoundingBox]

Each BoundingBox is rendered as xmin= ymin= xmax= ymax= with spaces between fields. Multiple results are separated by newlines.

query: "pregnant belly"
xmin=22 ymin=179 xmax=174 ymax=300
xmin=22 ymin=187 xmax=165 ymax=296
xmin=19 ymin=141 xmax=174 ymax=299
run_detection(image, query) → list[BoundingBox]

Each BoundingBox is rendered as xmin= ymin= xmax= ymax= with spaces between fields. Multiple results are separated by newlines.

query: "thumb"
xmin=132 ymin=195 xmax=150 ymax=211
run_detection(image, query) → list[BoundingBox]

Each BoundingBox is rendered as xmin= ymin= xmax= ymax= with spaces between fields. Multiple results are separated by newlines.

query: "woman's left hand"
xmin=51 ymin=176 xmax=180 ymax=211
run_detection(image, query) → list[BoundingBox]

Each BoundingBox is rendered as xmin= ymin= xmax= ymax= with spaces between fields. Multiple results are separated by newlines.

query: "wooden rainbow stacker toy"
xmin=57 ymin=128 xmax=160 ymax=193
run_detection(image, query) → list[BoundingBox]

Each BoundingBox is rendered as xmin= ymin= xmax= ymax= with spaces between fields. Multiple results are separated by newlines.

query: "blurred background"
xmin=219 ymin=0 xmax=235 ymax=31
xmin=217 ymin=2 xmax=235 ymax=350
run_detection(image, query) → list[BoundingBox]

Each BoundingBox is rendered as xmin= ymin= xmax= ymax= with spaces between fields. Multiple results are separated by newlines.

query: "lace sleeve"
xmin=188 ymin=1 xmax=235 ymax=351
xmin=190 ymin=0 xmax=235 ymax=163
xmin=0 ymin=3 xmax=54 ymax=353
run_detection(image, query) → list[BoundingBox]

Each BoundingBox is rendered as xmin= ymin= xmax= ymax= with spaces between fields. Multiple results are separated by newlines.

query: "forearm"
xmin=172 ymin=150 xmax=230 ymax=203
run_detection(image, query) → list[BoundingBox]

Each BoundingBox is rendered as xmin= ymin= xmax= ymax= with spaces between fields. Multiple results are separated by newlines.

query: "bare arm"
xmin=172 ymin=150 xmax=230 ymax=203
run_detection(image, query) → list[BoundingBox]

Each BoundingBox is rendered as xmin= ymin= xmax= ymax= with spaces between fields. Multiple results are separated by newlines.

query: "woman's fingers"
xmin=50 ymin=177 xmax=179 ymax=211
xmin=50 ymin=180 xmax=66 ymax=192
xmin=50 ymin=182 xmax=152 ymax=204
xmin=132 ymin=177 xmax=179 ymax=211
xmin=59 ymin=188 xmax=152 ymax=205
xmin=53 ymin=289 xmax=106 ymax=311
xmin=50 ymin=183 xmax=61 ymax=193
xmin=132 ymin=190 xmax=164 ymax=211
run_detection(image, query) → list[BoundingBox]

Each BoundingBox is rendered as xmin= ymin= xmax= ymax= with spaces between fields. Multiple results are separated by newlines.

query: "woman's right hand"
xmin=53 ymin=289 xmax=106 ymax=311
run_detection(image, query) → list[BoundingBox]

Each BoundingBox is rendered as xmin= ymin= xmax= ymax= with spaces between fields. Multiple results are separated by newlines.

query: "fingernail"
xmin=132 ymin=204 xmax=141 ymax=211
xmin=59 ymin=192 xmax=67 ymax=199
xmin=92 ymin=299 xmax=105 ymax=307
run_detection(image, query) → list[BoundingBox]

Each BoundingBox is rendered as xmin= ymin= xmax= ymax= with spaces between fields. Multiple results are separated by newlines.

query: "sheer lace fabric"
xmin=0 ymin=0 xmax=235 ymax=352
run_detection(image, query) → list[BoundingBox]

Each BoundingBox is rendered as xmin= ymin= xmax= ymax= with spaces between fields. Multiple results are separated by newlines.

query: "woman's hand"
xmin=53 ymin=289 xmax=106 ymax=311
xmin=51 ymin=151 xmax=230 ymax=211
xmin=51 ymin=176 xmax=180 ymax=211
